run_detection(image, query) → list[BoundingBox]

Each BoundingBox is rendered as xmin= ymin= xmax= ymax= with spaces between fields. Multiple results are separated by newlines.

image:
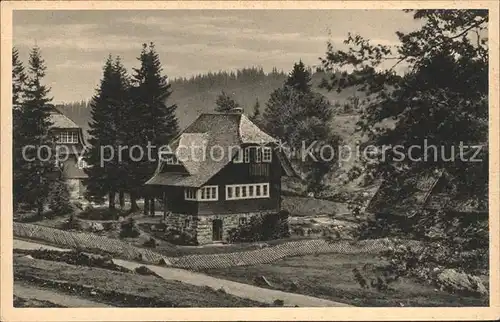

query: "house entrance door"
xmin=212 ymin=219 xmax=223 ymax=241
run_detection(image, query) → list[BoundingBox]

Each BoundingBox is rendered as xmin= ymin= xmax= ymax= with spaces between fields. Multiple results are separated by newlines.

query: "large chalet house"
xmin=146 ymin=108 xmax=298 ymax=244
xmin=49 ymin=109 xmax=88 ymax=200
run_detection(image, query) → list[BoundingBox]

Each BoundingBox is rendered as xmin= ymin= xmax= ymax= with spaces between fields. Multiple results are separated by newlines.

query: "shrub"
xmin=163 ymin=229 xmax=198 ymax=246
xmin=119 ymin=218 xmax=140 ymax=238
xmin=143 ymin=237 xmax=158 ymax=248
xmin=377 ymin=211 xmax=489 ymax=296
xmin=226 ymin=211 xmax=290 ymax=243
xmin=62 ymin=214 xmax=82 ymax=230
xmin=47 ymin=179 xmax=72 ymax=215
xmin=79 ymin=208 xmax=124 ymax=221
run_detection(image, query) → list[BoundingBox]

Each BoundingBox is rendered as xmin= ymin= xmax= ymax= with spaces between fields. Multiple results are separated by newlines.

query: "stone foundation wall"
xmin=163 ymin=213 xmax=198 ymax=237
xmin=164 ymin=211 xmax=276 ymax=244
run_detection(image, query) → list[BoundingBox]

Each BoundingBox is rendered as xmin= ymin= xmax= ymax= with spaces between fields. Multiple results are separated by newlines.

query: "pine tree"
xmin=17 ymin=47 xmax=56 ymax=215
xmin=263 ymin=60 xmax=339 ymax=194
xmin=84 ymin=56 xmax=130 ymax=210
xmin=48 ymin=176 xmax=72 ymax=214
xmin=250 ymin=98 xmax=261 ymax=124
xmin=128 ymin=43 xmax=179 ymax=213
xmin=215 ymin=90 xmax=240 ymax=112
xmin=12 ymin=48 xmax=27 ymax=210
xmin=285 ymin=60 xmax=312 ymax=93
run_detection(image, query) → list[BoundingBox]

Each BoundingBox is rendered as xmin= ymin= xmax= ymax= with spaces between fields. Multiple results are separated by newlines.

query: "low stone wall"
xmin=13 ymin=222 xmax=424 ymax=270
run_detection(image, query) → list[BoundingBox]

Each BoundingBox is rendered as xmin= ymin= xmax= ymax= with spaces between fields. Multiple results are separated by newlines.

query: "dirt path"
xmin=14 ymin=282 xmax=113 ymax=308
xmin=14 ymin=239 xmax=350 ymax=307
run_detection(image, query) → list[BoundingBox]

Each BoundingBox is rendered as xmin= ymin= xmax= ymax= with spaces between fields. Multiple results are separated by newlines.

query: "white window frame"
xmin=57 ymin=131 xmax=78 ymax=144
xmin=262 ymin=147 xmax=272 ymax=162
xmin=184 ymin=188 xmax=197 ymax=200
xmin=255 ymin=147 xmax=262 ymax=163
xmin=244 ymin=147 xmax=250 ymax=163
xmin=225 ymin=183 xmax=270 ymax=200
xmin=184 ymin=185 xmax=218 ymax=201
xmin=233 ymin=148 xmax=243 ymax=163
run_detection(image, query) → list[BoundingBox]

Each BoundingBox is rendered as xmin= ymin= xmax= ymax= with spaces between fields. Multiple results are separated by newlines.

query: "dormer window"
xmin=244 ymin=147 xmax=250 ymax=163
xmin=233 ymin=148 xmax=243 ymax=163
xmin=57 ymin=131 xmax=78 ymax=144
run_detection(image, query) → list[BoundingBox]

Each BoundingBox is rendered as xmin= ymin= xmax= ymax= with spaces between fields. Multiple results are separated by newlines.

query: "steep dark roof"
xmin=146 ymin=112 xmax=298 ymax=187
xmin=49 ymin=110 xmax=80 ymax=129
xmin=49 ymin=108 xmax=89 ymax=148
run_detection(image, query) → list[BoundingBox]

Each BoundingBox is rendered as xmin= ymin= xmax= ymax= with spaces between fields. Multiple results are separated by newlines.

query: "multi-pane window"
xmin=244 ymin=147 xmax=250 ymax=163
xmin=233 ymin=148 xmax=243 ymax=163
xmin=225 ymin=183 xmax=270 ymax=200
xmin=57 ymin=131 xmax=78 ymax=144
xmin=184 ymin=188 xmax=197 ymax=200
xmin=255 ymin=147 xmax=262 ymax=162
xmin=238 ymin=146 xmax=272 ymax=163
xmin=262 ymin=147 xmax=272 ymax=162
xmin=184 ymin=186 xmax=218 ymax=201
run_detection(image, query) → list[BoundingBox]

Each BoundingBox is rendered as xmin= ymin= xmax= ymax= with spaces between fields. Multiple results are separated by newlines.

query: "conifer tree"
xmin=250 ymin=98 xmax=261 ymax=124
xmin=263 ymin=61 xmax=339 ymax=193
xmin=128 ymin=43 xmax=179 ymax=213
xmin=284 ymin=60 xmax=312 ymax=93
xmin=12 ymin=48 xmax=27 ymax=210
xmin=17 ymin=47 xmax=56 ymax=214
xmin=48 ymin=176 xmax=72 ymax=214
xmin=84 ymin=56 xmax=130 ymax=210
xmin=215 ymin=90 xmax=240 ymax=112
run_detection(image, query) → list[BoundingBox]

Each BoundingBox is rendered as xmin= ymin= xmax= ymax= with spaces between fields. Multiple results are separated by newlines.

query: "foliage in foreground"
xmin=226 ymin=211 xmax=290 ymax=243
xmin=320 ymin=9 xmax=489 ymax=296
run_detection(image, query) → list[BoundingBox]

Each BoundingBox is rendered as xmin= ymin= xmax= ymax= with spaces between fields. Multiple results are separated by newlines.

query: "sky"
xmin=13 ymin=10 xmax=422 ymax=103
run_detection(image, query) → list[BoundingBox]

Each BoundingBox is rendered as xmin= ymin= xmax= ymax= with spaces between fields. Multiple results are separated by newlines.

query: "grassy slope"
xmin=199 ymin=253 xmax=487 ymax=307
xmin=14 ymin=255 xmax=263 ymax=307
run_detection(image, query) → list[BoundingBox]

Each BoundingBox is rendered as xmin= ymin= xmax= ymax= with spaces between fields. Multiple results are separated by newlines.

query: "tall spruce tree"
xmin=128 ymin=43 xmax=179 ymax=213
xmin=12 ymin=48 xmax=27 ymax=210
xmin=215 ymin=90 xmax=240 ymax=112
xmin=263 ymin=61 xmax=339 ymax=193
xmin=250 ymin=98 xmax=262 ymax=125
xmin=84 ymin=56 xmax=130 ymax=210
xmin=285 ymin=60 xmax=312 ymax=93
xmin=17 ymin=47 xmax=56 ymax=214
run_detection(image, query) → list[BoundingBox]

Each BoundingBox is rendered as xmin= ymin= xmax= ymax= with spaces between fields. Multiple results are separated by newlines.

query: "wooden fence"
xmin=13 ymin=222 xmax=423 ymax=270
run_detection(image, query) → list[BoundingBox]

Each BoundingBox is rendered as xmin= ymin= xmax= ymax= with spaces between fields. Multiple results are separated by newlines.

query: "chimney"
xmin=229 ymin=107 xmax=243 ymax=114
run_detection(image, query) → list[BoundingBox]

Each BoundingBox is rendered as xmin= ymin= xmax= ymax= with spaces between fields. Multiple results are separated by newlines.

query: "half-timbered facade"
xmin=146 ymin=109 xmax=298 ymax=244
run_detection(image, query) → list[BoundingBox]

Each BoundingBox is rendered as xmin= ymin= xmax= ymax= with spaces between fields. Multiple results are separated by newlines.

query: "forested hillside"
xmin=55 ymin=66 xmax=365 ymax=197
xmin=56 ymin=67 xmax=359 ymax=133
